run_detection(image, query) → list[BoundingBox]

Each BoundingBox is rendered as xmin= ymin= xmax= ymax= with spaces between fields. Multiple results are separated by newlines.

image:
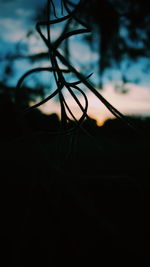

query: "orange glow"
xmin=32 ymin=83 xmax=150 ymax=124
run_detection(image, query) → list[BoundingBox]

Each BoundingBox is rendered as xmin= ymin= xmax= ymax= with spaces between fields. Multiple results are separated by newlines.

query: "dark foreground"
xmin=0 ymin=124 xmax=150 ymax=266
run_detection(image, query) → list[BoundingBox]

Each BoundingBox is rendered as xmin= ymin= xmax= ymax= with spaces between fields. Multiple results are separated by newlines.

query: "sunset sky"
xmin=37 ymin=82 xmax=150 ymax=125
xmin=0 ymin=0 xmax=150 ymax=125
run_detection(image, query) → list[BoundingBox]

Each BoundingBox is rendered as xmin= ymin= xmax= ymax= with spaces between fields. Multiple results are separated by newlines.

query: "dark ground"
xmin=0 ymin=112 xmax=150 ymax=266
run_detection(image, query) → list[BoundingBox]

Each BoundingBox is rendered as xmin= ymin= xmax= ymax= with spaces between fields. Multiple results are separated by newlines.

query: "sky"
xmin=0 ymin=0 xmax=150 ymax=124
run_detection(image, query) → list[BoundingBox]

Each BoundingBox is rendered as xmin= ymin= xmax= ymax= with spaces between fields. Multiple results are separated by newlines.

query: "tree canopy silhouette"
xmin=1 ymin=0 xmax=150 ymax=94
xmin=26 ymin=0 xmax=150 ymax=87
xmin=81 ymin=1 xmax=150 ymax=71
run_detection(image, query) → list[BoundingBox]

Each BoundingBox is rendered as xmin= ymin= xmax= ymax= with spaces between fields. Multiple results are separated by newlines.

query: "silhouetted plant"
xmin=15 ymin=0 xmax=137 ymax=135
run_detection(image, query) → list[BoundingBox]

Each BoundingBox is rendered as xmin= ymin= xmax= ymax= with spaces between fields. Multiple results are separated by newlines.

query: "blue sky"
xmin=0 ymin=0 xmax=150 ymax=123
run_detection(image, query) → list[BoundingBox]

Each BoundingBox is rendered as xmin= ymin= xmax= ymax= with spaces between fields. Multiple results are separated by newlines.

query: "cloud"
xmin=15 ymin=8 xmax=33 ymax=18
xmin=0 ymin=18 xmax=26 ymax=42
xmin=0 ymin=0 xmax=36 ymax=43
xmin=70 ymin=40 xmax=99 ymax=63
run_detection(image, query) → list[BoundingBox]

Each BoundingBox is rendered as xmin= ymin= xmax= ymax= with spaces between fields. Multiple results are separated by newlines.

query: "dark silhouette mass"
xmin=0 ymin=92 xmax=150 ymax=265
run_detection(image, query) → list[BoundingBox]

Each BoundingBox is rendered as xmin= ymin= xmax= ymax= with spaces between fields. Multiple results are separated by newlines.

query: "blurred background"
xmin=0 ymin=0 xmax=150 ymax=126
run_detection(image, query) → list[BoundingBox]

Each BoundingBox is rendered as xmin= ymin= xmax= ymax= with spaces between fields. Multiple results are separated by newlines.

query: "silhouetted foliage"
xmin=74 ymin=0 xmax=150 ymax=83
xmin=13 ymin=0 xmax=136 ymax=133
xmin=24 ymin=110 xmax=60 ymax=132
xmin=1 ymin=0 xmax=150 ymax=93
xmin=0 ymin=93 xmax=20 ymax=138
xmin=27 ymin=0 xmax=150 ymax=87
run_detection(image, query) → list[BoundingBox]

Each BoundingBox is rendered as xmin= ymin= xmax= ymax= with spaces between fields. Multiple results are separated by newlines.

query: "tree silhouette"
xmin=79 ymin=1 xmax=150 ymax=65
xmin=35 ymin=0 xmax=150 ymax=84
xmin=1 ymin=0 xmax=150 ymax=96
